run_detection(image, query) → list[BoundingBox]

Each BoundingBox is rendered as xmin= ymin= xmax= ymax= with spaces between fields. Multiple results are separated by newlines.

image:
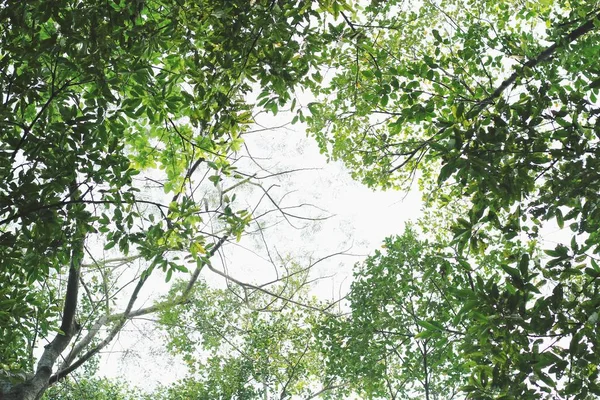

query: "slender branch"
xmin=304 ymin=383 xmax=345 ymax=400
xmin=50 ymin=268 xmax=150 ymax=383
xmin=58 ymin=315 xmax=108 ymax=371
xmin=469 ymin=12 xmax=600 ymax=117
xmin=279 ymin=338 xmax=311 ymax=400
xmin=205 ymin=262 xmax=329 ymax=314
xmin=81 ymin=255 xmax=141 ymax=269
xmin=52 ymin=235 xmax=229 ymax=378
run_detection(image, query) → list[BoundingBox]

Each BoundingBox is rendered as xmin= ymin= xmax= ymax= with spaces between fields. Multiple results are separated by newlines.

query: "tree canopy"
xmin=307 ymin=0 xmax=600 ymax=255
xmin=0 ymin=0 xmax=340 ymax=398
xmin=2 ymin=0 xmax=600 ymax=399
xmin=318 ymin=228 xmax=468 ymax=400
xmin=154 ymin=275 xmax=339 ymax=399
xmin=305 ymin=0 xmax=600 ymax=398
xmin=318 ymin=225 xmax=600 ymax=399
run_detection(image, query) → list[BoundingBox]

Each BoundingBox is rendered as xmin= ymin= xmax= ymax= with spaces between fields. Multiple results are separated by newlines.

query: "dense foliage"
xmin=306 ymin=0 xmax=600 ymax=398
xmin=308 ymin=0 xmax=600 ymax=266
xmin=0 ymin=0 xmax=338 ymax=398
xmin=154 ymin=276 xmax=339 ymax=399
xmin=319 ymin=226 xmax=600 ymax=399
xmin=318 ymin=228 xmax=468 ymax=399
xmin=2 ymin=0 xmax=600 ymax=399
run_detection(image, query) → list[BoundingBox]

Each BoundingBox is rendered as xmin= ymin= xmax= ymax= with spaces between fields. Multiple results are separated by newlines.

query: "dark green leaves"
xmin=318 ymin=227 xmax=468 ymax=399
xmin=0 ymin=0 xmax=337 ymax=392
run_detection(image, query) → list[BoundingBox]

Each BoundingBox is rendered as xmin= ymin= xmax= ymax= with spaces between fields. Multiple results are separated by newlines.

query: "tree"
xmin=4 ymin=0 xmax=600 ymax=398
xmin=318 ymin=227 xmax=468 ymax=400
xmin=41 ymin=377 xmax=140 ymax=400
xmin=319 ymin=224 xmax=600 ymax=399
xmin=154 ymin=269 xmax=344 ymax=400
xmin=0 ymin=1 xmax=345 ymax=398
xmin=307 ymin=0 xmax=600 ymax=251
xmin=37 ymin=262 xmax=346 ymax=400
xmin=306 ymin=1 xmax=600 ymax=398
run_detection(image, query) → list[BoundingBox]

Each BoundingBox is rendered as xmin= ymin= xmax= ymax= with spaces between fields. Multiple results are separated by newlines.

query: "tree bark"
xmin=1 ymin=243 xmax=83 ymax=400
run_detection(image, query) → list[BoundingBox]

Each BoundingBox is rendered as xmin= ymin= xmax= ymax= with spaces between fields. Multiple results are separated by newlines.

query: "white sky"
xmin=95 ymin=109 xmax=424 ymax=390
xmin=95 ymin=107 xmax=575 ymax=392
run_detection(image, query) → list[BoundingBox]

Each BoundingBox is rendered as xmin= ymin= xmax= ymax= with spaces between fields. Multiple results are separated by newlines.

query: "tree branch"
xmin=50 ymin=235 xmax=229 ymax=382
xmin=5 ymin=193 xmax=85 ymax=399
xmin=470 ymin=12 xmax=600 ymax=117
xmin=304 ymin=383 xmax=345 ymax=400
xmin=49 ymin=268 xmax=149 ymax=384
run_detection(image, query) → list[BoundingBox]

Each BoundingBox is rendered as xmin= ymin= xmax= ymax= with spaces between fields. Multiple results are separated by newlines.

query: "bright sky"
xmin=96 ymin=108 xmax=424 ymax=389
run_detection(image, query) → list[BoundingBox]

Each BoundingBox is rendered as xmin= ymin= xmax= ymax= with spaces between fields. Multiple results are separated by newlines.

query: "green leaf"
xmin=307 ymin=102 xmax=320 ymax=116
xmin=518 ymin=253 xmax=529 ymax=276
xmin=438 ymin=161 xmax=455 ymax=184
xmin=417 ymin=319 xmax=444 ymax=332
xmin=556 ymin=208 xmax=564 ymax=229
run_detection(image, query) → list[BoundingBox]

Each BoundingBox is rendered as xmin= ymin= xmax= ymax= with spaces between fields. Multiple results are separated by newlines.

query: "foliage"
xmin=155 ymin=274 xmax=342 ymax=400
xmin=305 ymin=1 xmax=600 ymax=398
xmin=0 ymin=0 xmax=342 ymax=398
xmin=41 ymin=377 xmax=140 ymax=400
xmin=318 ymin=228 xmax=467 ymax=399
xmin=320 ymin=226 xmax=600 ymax=399
xmin=307 ymin=0 xmax=600 ymax=250
xmin=3 ymin=0 xmax=600 ymax=399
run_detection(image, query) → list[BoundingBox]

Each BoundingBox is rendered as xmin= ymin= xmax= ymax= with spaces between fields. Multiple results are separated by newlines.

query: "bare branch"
xmin=304 ymin=383 xmax=345 ymax=400
xmin=205 ymin=262 xmax=330 ymax=314
xmin=50 ymin=266 xmax=149 ymax=383
xmin=51 ymin=235 xmax=229 ymax=381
